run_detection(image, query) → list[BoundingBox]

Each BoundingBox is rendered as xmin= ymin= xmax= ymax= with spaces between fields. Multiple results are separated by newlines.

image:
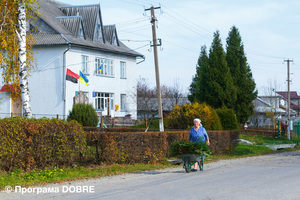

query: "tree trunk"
xmin=18 ymin=0 xmax=32 ymax=118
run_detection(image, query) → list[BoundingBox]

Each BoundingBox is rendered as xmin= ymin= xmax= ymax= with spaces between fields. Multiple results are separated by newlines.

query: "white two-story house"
xmin=0 ymin=0 xmax=143 ymax=119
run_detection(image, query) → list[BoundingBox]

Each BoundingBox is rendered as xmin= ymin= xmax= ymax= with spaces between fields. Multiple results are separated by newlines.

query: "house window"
xmin=112 ymin=32 xmax=118 ymax=46
xmin=120 ymin=94 xmax=126 ymax=112
xmin=95 ymin=58 xmax=114 ymax=77
xmin=120 ymin=61 xmax=126 ymax=78
xmin=95 ymin=23 xmax=102 ymax=42
xmin=95 ymin=92 xmax=114 ymax=110
xmin=79 ymin=26 xmax=84 ymax=39
xmin=82 ymin=55 xmax=88 ymax=74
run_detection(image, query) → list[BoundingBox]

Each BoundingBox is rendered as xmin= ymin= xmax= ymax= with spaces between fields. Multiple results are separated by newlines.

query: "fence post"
xmin=57 ymin=114 xmax=59 ymax=120
xmin=100 ymin=116 xmax=103 ymax=128
xmin=277 ymin=120 xmax=280 ymax=139
xmin=298 ymin=122 xmax=300 ymax=137
xmin=11 ymin=112 xmax=13 ymax=118
xmin=145 ymin=117 xmax=148 ymax=128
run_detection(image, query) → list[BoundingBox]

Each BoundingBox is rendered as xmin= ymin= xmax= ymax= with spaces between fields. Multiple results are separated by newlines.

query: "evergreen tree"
xmin=206 ymin=31 xmax=236 ymax=109
xmin=188 ymin=75 xmax=197 ymax=102
xmin=188 ymin=46 xmax=209 ymax=103
xmin=226 ymin=26 xmax=257 ymax=123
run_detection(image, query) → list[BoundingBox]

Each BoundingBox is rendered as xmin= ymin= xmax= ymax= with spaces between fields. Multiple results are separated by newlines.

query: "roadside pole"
xmin=145 ymin=6 xmax=164 ymax=132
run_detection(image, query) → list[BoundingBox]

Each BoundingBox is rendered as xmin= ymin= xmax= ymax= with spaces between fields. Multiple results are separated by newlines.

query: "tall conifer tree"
xmin=226 ymin=26 xmax=257 ymax=123
xmin=207 ymin=31 xmax=236 ymax=109
xmin=188 ymin=46 xmax=209 ymax=103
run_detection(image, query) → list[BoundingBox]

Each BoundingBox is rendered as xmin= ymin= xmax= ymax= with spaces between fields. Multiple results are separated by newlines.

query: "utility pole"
xmin=145 ymin=6 xmax=164 ymax=132
xmin=284 ymin=59 xmax=293 ymax=140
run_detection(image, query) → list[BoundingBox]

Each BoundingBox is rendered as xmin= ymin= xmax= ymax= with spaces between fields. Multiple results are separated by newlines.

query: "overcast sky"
xmin=60 ymin=0 xmax=300 ymax=96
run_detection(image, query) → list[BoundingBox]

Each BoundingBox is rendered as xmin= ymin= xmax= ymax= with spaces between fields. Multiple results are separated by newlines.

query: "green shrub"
xmin=67 ymin=103 xmax=98 ymax=127
xmin=170 ymin=139 xmax=211 ymax=156
xmin=84 ymin=130 xmax=239 ymax=164
xmin=0 ymin=117 xmax=86 ymax=171
xmin=165 ymin=102 xmax=222 ymax=130
xmin=216 ymin=108 xmax=238 ymax=130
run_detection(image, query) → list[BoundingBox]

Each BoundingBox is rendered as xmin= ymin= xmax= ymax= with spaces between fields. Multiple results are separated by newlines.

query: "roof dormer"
xmin=59 ymin=4 xmax=105 ymax=42
xmin=103 ymin=25 xmax=119 ymax=46
xmin=93 ymin=11 xmax=103 ymax=42
xmin=56 ymin=16 xmax=85 ymax=39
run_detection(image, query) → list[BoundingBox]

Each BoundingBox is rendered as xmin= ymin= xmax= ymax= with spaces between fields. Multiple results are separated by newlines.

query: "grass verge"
xmin=205 ymin=134 xmax=300 ymax=162
xmin=0 ymin=163 xmax=173 ymax=190
xmin=240 ymin=134 xmax=300 ymax=145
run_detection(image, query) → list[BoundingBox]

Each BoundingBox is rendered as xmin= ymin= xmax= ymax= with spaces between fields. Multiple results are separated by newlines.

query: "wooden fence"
xmin=239 ymin=126 xmax=278 ymax=137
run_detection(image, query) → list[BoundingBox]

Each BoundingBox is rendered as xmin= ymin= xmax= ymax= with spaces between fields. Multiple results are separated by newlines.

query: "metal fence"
xmin=293 ymin=122 xmax=300 ymax=137
xmin=0 ymin=112 xmax=141 ymax=128
xmin=0 ymin=112 xmax=65 ymax=119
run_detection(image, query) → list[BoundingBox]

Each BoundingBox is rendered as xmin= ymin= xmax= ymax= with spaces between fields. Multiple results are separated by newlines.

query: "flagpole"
xmin=78 ymin=71 xmax=81 ymax=92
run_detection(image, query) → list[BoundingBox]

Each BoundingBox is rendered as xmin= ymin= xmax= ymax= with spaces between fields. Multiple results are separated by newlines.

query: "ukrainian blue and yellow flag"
xmin=79 ymin=71 xmax=89 ymax=86
xmin=98 ymin=63 xmax=103 ymax=71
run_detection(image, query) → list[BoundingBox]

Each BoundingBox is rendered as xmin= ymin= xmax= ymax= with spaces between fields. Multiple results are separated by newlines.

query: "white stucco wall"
xmin=30 ymin=45 xmax=138 ymax=119
xmin=0 ymin=92 xmax=11 ymax=118
xmin=30 ymin=45 xmax=66 ymax=118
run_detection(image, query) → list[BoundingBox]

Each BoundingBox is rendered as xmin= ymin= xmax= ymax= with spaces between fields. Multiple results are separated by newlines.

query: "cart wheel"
xmin=184 ymin=160 xmax=191 ymax=173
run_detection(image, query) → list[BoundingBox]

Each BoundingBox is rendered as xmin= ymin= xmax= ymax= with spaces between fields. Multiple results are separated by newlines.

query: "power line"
xmin=118 ymin=24 xmax=150 ymax=33
xmin=32 ymin=44 xmax=149 ymax=73
xmin=115 ymin=17 xmax=148 ymax=26
xmin=292 ymin=61 xmax=300 ymax=72
xmin=163 ymin=40 xmax=199 ymax=54
xmin=160 ymin=14 xmax=283 ymax=61
xmin=118 ymin=30 xmax=150 ymax=39
xmin=246 ymin=49 xmax=284 ymax=59
xmin=120 ymin=39 xmax=151 ymax=42
xmin=158 ymin=4 xmax=287 ymax=61
xmin=114 ymin=0 xmax=144 ymax=6
xmin=158 ymin=19 xmax=206 ymax=45
xmin=161 ymin=4 xmax=212 ymax=37
xmin=162 ymin=13 xmax=211 ymax=41
xmin=109 ymin=1 xmax=287 ymax=63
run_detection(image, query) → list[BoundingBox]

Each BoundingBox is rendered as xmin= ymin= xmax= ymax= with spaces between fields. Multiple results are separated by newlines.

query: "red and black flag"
xmin=66 ymin=68 xmax=79 ymax=83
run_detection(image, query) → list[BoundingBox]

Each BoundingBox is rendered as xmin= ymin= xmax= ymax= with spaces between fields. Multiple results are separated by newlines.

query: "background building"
xmin=249 ymin=92 xmax=300 ymax=127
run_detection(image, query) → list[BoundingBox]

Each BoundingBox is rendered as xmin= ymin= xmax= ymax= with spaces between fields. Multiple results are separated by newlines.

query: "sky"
xmin=59 ymin=0 xmax=300 ymax=96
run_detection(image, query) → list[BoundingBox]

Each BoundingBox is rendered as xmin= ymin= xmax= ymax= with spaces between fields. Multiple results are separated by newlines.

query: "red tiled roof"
xmin=276 ymin=91 xmax=300 ymax=110
xmin=0 ymin=85 xmax=19 ymax=92
xmin=276 ymin=91 xmax=300 ymax=99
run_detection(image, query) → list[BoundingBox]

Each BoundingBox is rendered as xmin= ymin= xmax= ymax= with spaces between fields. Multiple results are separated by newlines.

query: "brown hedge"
xmin=84 ymin=130 xmax=239 ymax=165
xmin=0 ymin=118 xmax=86 ymax=171
xmin=83 ymin=127 xmax=183 ymax=132
xmin=0 ymin=117 xmax=239 ymax=171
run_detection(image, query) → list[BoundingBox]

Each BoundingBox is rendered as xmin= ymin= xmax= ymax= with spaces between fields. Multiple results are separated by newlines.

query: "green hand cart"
xmin=179 ymin=154 xmax=204 ymax=173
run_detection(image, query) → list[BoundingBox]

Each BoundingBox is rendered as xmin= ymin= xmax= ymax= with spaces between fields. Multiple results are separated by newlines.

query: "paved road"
xmin=2 ymin=151 xmax=300 ymax=200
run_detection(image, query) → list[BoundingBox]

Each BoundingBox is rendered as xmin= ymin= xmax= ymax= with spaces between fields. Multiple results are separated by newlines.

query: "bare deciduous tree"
xmin=263 ymin=78 xmax=282 ymax=97
xmin=169 ymin=77 xmax=185 ymax=106
xmin=134 ymin=77 xmax=157 ymax=122
xmin=133 ymin=77 xmax=187 ymax=123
